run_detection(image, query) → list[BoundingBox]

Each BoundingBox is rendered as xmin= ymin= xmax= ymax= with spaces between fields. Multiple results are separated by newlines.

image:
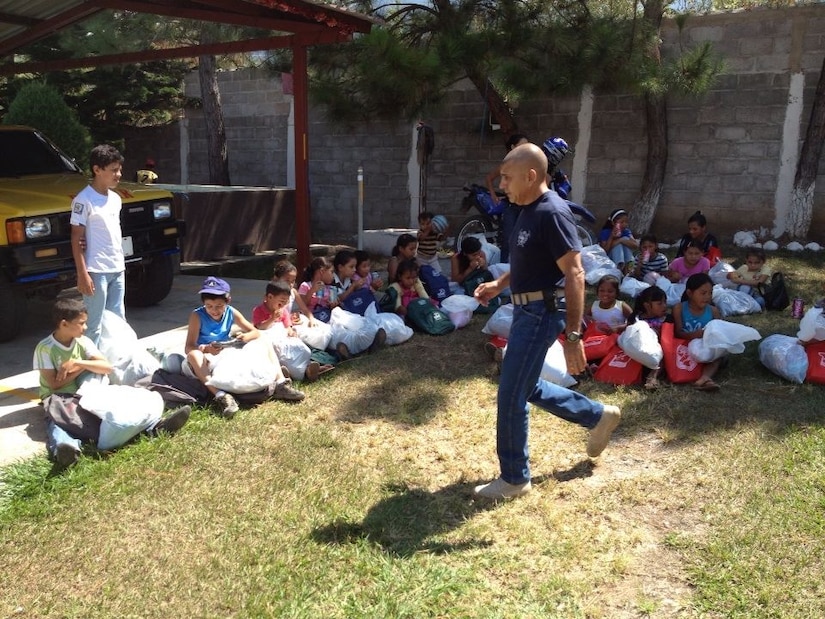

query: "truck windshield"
xmin=0 ymin=130 xmax=82 ymax=178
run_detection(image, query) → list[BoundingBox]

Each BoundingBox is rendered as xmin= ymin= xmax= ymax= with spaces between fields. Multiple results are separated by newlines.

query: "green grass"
xmin=2 ymin=248 xmax=825 ymax=618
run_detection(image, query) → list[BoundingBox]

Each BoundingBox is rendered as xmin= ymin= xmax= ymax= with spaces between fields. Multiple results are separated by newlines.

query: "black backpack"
xmin=760 ymin=272 xmax=790 ymax=311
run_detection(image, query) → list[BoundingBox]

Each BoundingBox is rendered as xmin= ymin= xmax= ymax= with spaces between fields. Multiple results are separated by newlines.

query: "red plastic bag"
xmin=706 ymin=246 xmax=722 ymax=266
xmin=594 ymin=345 xmax=643 ymax=386
xmin=805 ymin=341 xmax=825 ymax=384
xmin=581 ymin=323 xmax=619 ymax=362
xmin=660 ymin=322 xmax=704 ymax=383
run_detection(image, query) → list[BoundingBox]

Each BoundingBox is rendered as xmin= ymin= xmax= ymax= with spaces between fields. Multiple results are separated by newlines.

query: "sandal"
xmin=695 ymin=379 xmax=720 ymax=392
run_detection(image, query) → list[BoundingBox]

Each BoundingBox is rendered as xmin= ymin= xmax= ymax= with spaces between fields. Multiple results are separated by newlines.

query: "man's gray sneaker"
xmin=473 ymin=477 xmax=532 ymax=500
xmin=150 ymin=405 xmax=192 ymax=435
xmin=587 ymin=405 xmax=621 ymax=457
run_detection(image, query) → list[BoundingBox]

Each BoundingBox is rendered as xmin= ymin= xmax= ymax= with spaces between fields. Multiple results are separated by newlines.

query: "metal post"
xmin=357 ymin=164 xmax=364 ymax=249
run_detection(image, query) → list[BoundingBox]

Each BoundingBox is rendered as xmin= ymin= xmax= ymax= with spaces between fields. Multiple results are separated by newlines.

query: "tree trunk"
xmin=630 ymin=93 xmax=668 ymax=234
xmin=788 ymin=54 xmax=825 ymax=239
xmin=630 ymin=0 xmax=667 ymax=234
xmin=465 ymin=70 xmax=518 ymax=137
xmin=198 ymin=52 xmax=231 ymax=185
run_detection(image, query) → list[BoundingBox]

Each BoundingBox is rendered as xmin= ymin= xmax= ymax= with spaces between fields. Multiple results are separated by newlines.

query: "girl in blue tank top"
xmin=672 ymin=273 xmax=723 ymax=391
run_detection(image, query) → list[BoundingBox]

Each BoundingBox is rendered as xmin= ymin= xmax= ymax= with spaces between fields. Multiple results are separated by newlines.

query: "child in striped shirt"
xmin=632 ymin=234 xmax=669 ymax=284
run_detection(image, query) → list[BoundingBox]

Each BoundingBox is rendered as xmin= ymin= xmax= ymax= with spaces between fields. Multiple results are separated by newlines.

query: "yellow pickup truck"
xmin=0 ymin=126 xmax=184 ymax=342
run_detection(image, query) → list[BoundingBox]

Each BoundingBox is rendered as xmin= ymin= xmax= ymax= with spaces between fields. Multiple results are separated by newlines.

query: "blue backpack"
xmin=339 ymin=286 xmax=376 ymax=315
xmin=405 ymin=298 xmax=455 ymax=336
xmin=419 ymin=265 xmax=451 ymax=304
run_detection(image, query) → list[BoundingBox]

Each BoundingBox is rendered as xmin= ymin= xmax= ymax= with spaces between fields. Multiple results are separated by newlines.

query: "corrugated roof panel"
xmin=0 ymin=0 xmax=87 ymax=44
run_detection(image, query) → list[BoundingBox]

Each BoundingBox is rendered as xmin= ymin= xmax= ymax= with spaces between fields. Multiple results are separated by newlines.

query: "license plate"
xmin=122 ymin=236 xmax=134 ymax=257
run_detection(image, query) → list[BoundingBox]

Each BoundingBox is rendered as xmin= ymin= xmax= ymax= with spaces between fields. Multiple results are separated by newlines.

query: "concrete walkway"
xmin=0 ymin=275 xmax=268 ymax=468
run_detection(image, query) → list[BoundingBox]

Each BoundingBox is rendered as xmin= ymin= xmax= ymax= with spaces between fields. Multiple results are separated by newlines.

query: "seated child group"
xmin=34 ymin=208 xmax=824 ymax=468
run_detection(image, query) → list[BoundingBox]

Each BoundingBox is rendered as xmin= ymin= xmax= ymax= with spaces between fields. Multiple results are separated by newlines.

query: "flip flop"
xmin=695 ymin=380 xmax=720 ymax=392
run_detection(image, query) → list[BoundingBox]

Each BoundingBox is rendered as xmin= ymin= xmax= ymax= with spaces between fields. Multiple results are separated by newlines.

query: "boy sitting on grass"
xmin=34 ymin=298 xmax=190 ymax=468
xmin=184 ymin=277 xmax=303 ymax=418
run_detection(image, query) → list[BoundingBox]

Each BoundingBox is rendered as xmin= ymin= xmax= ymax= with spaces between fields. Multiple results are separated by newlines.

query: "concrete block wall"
xmin=155 ymin=4 xmax=825 ymax=247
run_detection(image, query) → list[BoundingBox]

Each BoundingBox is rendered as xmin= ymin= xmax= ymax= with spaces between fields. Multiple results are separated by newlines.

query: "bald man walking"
xmin=473 ymin=143 xmax=621 ymax=500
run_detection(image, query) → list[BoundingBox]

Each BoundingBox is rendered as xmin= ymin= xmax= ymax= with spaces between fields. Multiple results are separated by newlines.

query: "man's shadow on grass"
xmin=310 ymin=461 xmax=594 ymax=558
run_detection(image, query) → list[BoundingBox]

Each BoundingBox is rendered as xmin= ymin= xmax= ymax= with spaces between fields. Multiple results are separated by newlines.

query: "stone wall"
xmin=133 ymin=4 xmax=825 ymax=247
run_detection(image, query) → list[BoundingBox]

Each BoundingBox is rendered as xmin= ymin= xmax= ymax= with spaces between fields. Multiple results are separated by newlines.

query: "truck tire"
xmin=0 ymin=280 xmax=27 ymax=342
xmin=125 ymin=254 xmax=175 ymax=307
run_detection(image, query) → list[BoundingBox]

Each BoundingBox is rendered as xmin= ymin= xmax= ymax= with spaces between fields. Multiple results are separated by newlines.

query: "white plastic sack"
xmin=207 ymin=338 xmax=279 ymax=393
xmin=481 ymin=303 xmax=514 ymax=338
xmin=655 ymin=278 xmax=686 ymax=307
xmin=487 ymin=263 xmax=511 ymax=296
xmin=619 ymin=277 xmax=651 ymax=299
xmin=293 ymin=320 xmax=332 ymax=351
xmin=118 ymin=348 xmax=160 ymax=386
xmin=580 ymin=244 xmax=614 ymax=272
xmin=709 ymin=260 xmax=737 ymax=288
xmin=712 ymin=286 xmax=762 ymax=317
xmin=98 ymin=310 xmax=139 ymax=366
xmin=688 ymin=319 xmax=761 ymax=362
xmin=480 ymin=239 xmax=501 ymax=266
xmin=329 ymin=307 xmax=378 ymax=355
xmin=502 ymin=340 xmax=576 ymax=388
xmin=98 ymin=311 xmax=159 ymax=385
xmin=758 ymin=334 xmax=808 ymax=384
xmin=441 ymin=294 xmax=480 ymax=329
xmin=364 ymin=304 xmax=413 ymax=345
xmin=617 ymin=321 xmax=663 ymax=369
xmin=79 ymin=384 xmax=164 ymax=450
xmin=585 ymin=266 xmax=624 ymax=287
xmin=330 ymin=306 xmax=367 ymax=331
xmin=797 ymin=307 xmax=825 ymax=343
xmin=266 ymin=330 xmax=312 ymax=381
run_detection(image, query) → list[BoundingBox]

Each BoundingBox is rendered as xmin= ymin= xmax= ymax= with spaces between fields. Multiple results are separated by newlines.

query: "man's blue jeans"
xmin=83 ymin=270 xmax=126 ymax=345
xmin=497 ymin=300 xmax=605 ymax=484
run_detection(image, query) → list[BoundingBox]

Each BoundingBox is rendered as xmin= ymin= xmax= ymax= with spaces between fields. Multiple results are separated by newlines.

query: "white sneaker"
xmin=587 ymin=405 xmax=621 ymax=457
xmin=473 ymin=477 xmax=532 ymax=499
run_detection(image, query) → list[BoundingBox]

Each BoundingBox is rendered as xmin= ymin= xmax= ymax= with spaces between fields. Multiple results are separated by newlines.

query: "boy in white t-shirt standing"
xmin=70 ymin=144 xmax=126 ymax=344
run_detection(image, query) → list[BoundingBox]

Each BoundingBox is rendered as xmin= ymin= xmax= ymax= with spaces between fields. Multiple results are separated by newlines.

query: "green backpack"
xmin=405 ymin=298 xmax=455 ymax=336
xmin=377 ymin=286 xmax=398 ymax=313
xmin=463 ymin=268 xmax=499 ymax=314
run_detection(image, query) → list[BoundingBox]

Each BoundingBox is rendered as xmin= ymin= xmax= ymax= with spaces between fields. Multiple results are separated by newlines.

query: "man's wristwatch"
xmin=566 ymin=331 xmax=582 ymax=343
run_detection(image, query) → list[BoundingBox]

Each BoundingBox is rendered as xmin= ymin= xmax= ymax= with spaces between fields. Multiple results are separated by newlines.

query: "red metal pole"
xmin=292 ymin=41 xmax=310 ymax=272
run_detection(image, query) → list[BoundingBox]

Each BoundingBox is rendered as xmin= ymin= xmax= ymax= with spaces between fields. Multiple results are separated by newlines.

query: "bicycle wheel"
xmin=576 ymin=224 xmax=594 ymax=247
xmin=455 ymin=215 xmax=496 ymax=252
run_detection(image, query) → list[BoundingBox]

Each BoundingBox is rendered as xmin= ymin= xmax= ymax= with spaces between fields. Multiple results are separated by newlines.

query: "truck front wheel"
xmin=125 ymin=254 xmax=175 ymax=307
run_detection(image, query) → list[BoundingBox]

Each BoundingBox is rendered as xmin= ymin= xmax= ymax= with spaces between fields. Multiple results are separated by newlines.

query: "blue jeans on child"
xmin=46 ymin=420 xmax=81 ymax=460
xmin=608 ymin=244 xmax=634 ymax=268
xmin=83 ymin=270 xmax=126 ymax=344
xmin=497 ymin=300 xmax=605 ymax=485
xmin=737 ymin=284 xmax=766 ymax=309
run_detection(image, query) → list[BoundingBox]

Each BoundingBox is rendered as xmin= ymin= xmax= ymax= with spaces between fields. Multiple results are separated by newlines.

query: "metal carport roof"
xmin=0 ymin=0 xmax=376 ymax=268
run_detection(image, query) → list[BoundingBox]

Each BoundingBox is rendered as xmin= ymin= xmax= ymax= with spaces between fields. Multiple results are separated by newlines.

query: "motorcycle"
xmin=454 ymin=182 xmax=596 ymax=253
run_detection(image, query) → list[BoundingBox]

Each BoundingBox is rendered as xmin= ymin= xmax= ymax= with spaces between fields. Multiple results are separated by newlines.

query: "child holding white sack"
xmin=252 ymin=281 xmax=332 ymax=382
xmin=623 ymin=286 xmax=668 ymax=390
